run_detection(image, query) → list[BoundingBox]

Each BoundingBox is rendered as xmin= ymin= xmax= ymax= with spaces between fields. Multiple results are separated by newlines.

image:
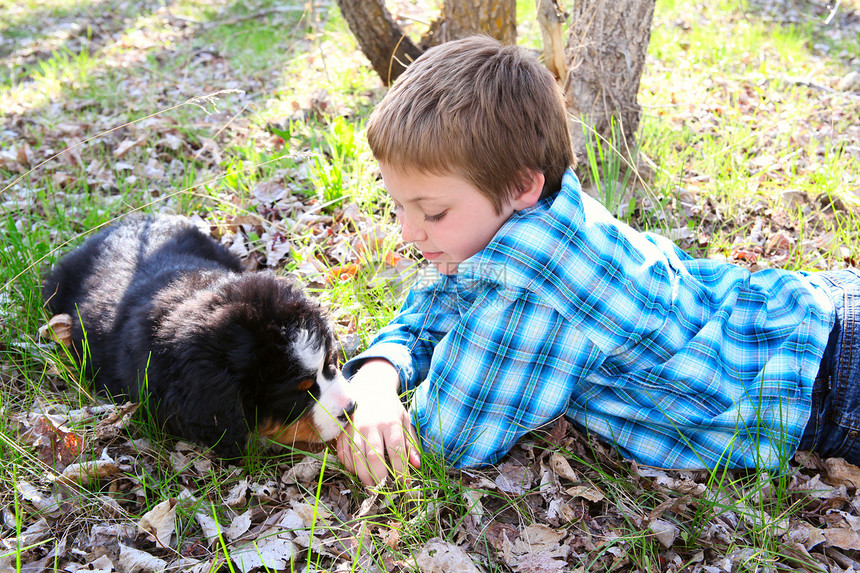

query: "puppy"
xmin=42 ymin=214 xmax=356 ymax=457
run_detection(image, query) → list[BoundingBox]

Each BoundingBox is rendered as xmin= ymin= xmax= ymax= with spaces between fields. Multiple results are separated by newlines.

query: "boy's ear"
xmin=511 ymin=171 xmax=545 ymax=211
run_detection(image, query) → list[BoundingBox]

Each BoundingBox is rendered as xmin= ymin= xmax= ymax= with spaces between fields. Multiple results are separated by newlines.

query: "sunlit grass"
xmin=636 ymin=0 xmax=860 ymax=272
xmin=0 ymin=0 xmax=91 ymax=40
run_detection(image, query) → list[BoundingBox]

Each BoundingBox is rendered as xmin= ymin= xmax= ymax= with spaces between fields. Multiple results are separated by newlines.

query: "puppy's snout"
xmin=338 ymin=401 xmax=357 ymax=423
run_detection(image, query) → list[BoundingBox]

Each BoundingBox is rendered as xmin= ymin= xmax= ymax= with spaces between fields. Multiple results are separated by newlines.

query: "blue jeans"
xmin=799 ymin=268 xmax=860 ymax=463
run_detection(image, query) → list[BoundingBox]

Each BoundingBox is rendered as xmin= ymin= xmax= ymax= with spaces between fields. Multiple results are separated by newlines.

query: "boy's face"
xmin=379 ymin=163 xmax=516 ymax=275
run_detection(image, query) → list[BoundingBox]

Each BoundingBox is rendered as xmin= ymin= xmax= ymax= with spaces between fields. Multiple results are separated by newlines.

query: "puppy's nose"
xmin=338 ymin=401 xmax=356 ymax=423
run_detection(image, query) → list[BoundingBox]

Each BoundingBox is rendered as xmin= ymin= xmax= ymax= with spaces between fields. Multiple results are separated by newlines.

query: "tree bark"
xmin=423 ymin=0 xmax=516 ymax=48
xmin=334 ymin=0 xmax=424 ymax=85
xmin=536 ymin=0 xmax=567 ymax=81
xmin=335 ymin=0 xmax=516 ymax=85
xmin=561 ymin=0 xmax=656 ymax=162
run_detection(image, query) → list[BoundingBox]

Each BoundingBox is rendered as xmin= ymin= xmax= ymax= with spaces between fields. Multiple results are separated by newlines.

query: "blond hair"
xmin=366 ymin=35 xmax=574 ymax=213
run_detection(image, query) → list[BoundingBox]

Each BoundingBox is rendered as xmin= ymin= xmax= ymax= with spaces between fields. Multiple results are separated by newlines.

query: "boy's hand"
xmin=336 ymin=359 xmax=420 ymax=486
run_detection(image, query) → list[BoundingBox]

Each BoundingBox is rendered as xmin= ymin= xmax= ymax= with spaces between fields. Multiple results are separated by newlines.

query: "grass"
xmin=1 ymin=0 xmax=860 ymax=571
xmin=581 ymin=0 xmax=859 ymax=259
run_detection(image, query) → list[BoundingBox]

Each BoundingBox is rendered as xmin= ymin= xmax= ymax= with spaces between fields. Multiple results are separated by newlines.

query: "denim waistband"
xmin=799 ymin=267 xmax=860 ymax=455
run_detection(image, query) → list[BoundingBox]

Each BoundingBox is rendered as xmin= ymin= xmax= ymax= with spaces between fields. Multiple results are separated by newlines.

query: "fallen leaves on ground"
xmin=9 ymin=395 xmax=860 ymax=571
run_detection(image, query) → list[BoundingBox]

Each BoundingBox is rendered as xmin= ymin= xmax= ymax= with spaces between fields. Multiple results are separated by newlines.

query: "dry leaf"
xmin=462 ymin=488 xmax=485 ymax=523
xmin=512 ymin=524 xmax=568 ymax=560
xmin=549 ymin=452 xmax=580 ymax=482
xmin=252 ymin=180 xmax=287 ymax=204
xmin=229 ymin=532 xmax=296 ymax=573
xmin=515 ymin=553 xmax=568 ymax=572
xmin=251 ymin=480 xmax=279 ymax=502
xmin=161 ymin=132 xmax=184 ymax=150
xmin=386 ymin=250 xmax=404 ymax=267
xmin=495 ymin=462 xmax=534 ymax=495
xmin=227 ymin=232 xmax=249 ymax=258
xmin=138 ymin=497 xmax=177 ymax=548
xmin=291 ymin=501 xmax=331 ymax=527
xmin=197 ymin=137 xmax=222 ymax=164
xmin=59 ymin=139 xmax=83 ymax=167
xmin=61 ymin=459 xmax=120 ymax=485
xmin=650 ymin=519 xmax=678 ymax=548
xmin=87 ymin=555 xmax=115 ymax=572
xmin=380 ymin=527 xmax=401 ymax=550
xmin=565 ymin=484 xmax=605 ymax=502
xmin=16 ymin=142 xmax=34 ymax=166
xmin=118 ymin=543 xmax=167 ymax=573
xmin=226 ymin=511 xmax=252 ymax=542
xmin=823 ymin=527 xmax=860 ymax=550
xmin=224 ymin=480 xmax=249 ymax=507
xmin=94 ymin=402 xmax=141 ymax=440
xmin=19 ymin=415 xmax=83 ymax=468
xmin=38 ymin=313 xmax=73 ymax=347
xmin=825 ymin=458 xmax=860 ymax=489
xmin=795 ymin=473 xmax=845 ymax=500
xmin=143 ymin=157 xmax=165 ymax=180
xmin=282 ymin=455 xmax=323 ymax=484
xmin=54 ymin=122 xmax=84 ymax=137
xmin=546 ymin=497 xmax=580 ymax=523
xmin=195 ymin=511 xmax=222 ymax=545
xmin=327 ymin=263 xmax=360 ymax=283
xmin=114 ymin=135 xmax=147 ymax=158
xmin=0 ymin=148 xmax=21 ymax=172
xmin=416 ymin=538 xmax=482 ymax=573
xmin=263 ymin=231 xmax=292 ymax=267
xmin=805 ymin=526 xmax=827 ymax=550
xmin=352 ymin=230 xmax=385 ymax=258
xmin=90 ymin=523 xmax=137 ymax=547
xmin=51 ymin=171 xmax=76 ymax=188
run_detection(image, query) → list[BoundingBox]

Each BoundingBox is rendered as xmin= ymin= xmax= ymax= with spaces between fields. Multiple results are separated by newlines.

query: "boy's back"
xmin=336 ymin=35 xmax=852 ymax=486
xmin=349 ymin=170 xmax=836 ymax=469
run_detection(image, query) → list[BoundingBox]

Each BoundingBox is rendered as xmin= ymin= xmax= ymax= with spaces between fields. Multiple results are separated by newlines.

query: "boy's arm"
xmin=338 ymin=281 xmax=460 ymax=485
xmin=410 ymin=289 xmax=598 ymax=468
xmin=342 ymin=279 xmax=459 ymax=389
xmin=336 ymin=358 xmax=419 ymax=485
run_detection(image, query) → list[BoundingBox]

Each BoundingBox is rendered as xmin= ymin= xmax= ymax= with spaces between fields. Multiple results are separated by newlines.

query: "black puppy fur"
xmin=42 ymin=214 xmax=351 ymax=457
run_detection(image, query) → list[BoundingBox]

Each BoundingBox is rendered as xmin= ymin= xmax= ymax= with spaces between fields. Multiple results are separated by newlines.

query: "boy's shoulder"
xmin=486 ymin=170 xmax=586 ymax=253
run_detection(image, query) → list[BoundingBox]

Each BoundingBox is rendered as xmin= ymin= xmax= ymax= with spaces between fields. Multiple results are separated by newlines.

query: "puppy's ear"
xmin=166 ymin=366 xmax=250 ymax=458
xmin=221 ymin=322 xmax=258 ymax=378
xmin=161 ymin=321 xmax=259 ymax=458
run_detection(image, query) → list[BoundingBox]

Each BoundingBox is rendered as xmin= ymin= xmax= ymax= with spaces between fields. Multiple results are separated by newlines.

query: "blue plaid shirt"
xmin=344 ymin=170 xmax=836 ymax=469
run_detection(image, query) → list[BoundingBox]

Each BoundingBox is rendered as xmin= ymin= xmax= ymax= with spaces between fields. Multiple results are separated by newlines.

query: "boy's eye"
xmin=424 ymin=211 xmax=446 ymax=222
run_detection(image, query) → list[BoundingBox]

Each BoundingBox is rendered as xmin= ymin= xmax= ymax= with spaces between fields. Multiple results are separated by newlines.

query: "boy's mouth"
xmin=422 ymin=251 xmax=443 ymax=260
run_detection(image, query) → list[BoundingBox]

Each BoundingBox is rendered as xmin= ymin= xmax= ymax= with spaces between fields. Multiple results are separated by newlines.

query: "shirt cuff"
xmin=342 ymin=342 xmax=417 ymax=390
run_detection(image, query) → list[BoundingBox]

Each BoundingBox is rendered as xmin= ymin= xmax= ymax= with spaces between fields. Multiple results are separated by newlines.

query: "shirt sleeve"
xmin=410 ymin=287 xmax=599 ymax=468
xmin=342 ymin=280 xmax=461 ymax=391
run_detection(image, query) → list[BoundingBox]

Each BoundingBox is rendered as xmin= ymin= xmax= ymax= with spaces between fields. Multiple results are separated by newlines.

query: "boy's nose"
xmin=399 ymin=213 xmax=426 ymax=243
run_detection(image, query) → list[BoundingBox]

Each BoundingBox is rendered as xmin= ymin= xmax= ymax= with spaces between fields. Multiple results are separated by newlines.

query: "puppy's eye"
xmin=298 ymin=379 xmax=314 ymax=392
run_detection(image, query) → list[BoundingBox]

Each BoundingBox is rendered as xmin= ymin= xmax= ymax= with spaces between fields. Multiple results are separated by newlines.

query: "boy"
xmin=335 ymin=36 xmax=860 ymax=487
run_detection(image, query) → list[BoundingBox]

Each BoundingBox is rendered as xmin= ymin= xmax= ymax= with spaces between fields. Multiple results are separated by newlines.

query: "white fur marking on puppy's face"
xmin=293 ymin=328 xmax=325 ymax=373
xmin=292 ymin=328 xmax=356 ymax=441
xmin=312 ymin=370 xmax=356 ymax=441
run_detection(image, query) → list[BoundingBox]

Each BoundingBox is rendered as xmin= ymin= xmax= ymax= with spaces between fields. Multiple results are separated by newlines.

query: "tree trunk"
xmin=334 ymin=0 xmax=424 ymax=86
xmin=537 ymin=0 xmax=567 ymax=81
xmin=423 ymin=0 xmax=516 ymax=48
xmin=561 ymin=0 xmax=655 ymax=162
xmin=335 ymin=0 xmax=516 ymax=85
